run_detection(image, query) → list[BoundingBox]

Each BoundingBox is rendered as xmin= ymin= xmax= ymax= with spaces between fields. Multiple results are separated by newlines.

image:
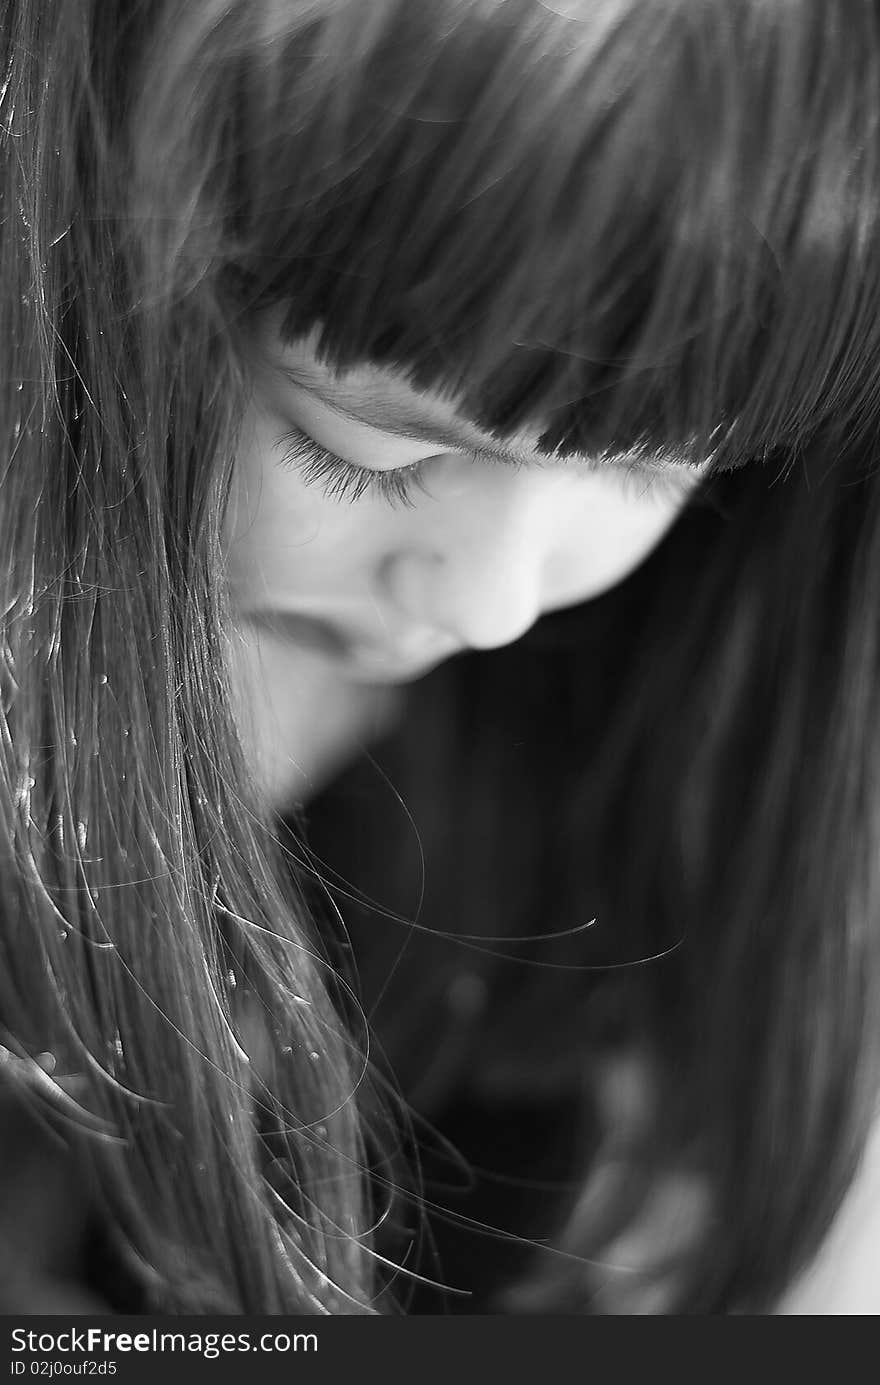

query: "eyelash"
xmin=276 ymin=426 xmax=704 ymax=510
xmin=276 ymin=427 xmax=432 ymax=508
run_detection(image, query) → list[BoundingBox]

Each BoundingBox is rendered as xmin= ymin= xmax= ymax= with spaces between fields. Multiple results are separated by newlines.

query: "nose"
xmin=378 ymin=468 xmax=552 ymax=650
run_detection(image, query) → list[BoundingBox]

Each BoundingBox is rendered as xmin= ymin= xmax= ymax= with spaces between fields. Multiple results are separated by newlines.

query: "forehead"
xmin=259 ymin=320 xmax=550 ymax=467
xmin=256 ymin=318 xmax=703 ymax=483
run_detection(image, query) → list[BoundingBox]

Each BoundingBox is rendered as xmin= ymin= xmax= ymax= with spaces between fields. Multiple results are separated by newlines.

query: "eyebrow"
xmin=277 ymin=363 xmax=547 ymax=466
xmin=276 ymin=363 xmax=703 ymax=479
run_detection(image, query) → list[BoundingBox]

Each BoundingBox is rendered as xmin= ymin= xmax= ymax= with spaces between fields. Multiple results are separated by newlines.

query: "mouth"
xmin=242 ymin=608 xmax=354 ymax=660
xmin=240 ymin=608 xmax=463 ymax=682
xmin=345 ymin=642 xmax=463 ymax=683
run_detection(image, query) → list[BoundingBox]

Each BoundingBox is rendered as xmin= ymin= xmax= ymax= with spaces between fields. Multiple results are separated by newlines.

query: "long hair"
xmin=4 ymin=0 xmax=880 ymax=1313
xmin=0 ymin=0 xmax=377 ymax=1313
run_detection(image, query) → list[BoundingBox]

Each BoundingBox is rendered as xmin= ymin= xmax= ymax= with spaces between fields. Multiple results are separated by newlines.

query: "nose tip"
xmin=459 ymin=590 xmax=542 ymax=649
xmin=380 ymin=551 xmax=542 ymax=652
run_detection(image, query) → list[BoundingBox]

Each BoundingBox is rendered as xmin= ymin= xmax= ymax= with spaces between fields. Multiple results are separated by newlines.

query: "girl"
xmin=2 ymin=0 xmax=880 ymax=1313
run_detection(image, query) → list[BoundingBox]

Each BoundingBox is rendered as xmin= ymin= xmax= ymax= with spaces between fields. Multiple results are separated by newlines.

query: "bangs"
xmin=144 ymin=0 xmax=880 ymax=470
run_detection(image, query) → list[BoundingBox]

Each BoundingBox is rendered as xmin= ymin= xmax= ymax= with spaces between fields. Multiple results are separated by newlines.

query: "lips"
xmin=344 ymin=641 xmax=463 ymax=683
xmin=241 ymin=608 xmax=354 ymax=659
xmin=239 ymin=607 xmax=462 ymax=681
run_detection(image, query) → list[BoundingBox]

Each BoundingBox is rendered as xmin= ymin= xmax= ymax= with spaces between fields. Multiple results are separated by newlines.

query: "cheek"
xmin=225 ymin=406 xmax=311 ymax=581
xmin=224 ymin=407 xmax=388 ymax=604
xmin=547 ymin=487 xmax=691 ymax=601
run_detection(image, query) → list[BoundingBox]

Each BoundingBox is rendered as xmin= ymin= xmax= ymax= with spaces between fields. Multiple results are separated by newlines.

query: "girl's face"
xmin=225 ymin=316 xmax=707 ymax=801
xmin=227 ymin=319 xmax=707 ymax=684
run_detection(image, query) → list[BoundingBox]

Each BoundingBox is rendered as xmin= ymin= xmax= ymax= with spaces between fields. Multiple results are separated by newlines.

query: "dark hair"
xmin=3 ymin=0 xmax=880 ymax=1312
xmin=0 ymin=0 xmax=377 ymax=1313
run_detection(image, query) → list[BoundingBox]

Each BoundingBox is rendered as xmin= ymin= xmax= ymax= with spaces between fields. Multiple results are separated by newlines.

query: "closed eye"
xmin=276 ymin=423 xmax=706 ymax=511
xmin=275 ymin=425 xmax=436 ymax=508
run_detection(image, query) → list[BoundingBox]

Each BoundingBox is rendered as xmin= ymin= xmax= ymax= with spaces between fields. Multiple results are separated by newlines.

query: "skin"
xmin=225 ymin=320 xmax=708 ymax=804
